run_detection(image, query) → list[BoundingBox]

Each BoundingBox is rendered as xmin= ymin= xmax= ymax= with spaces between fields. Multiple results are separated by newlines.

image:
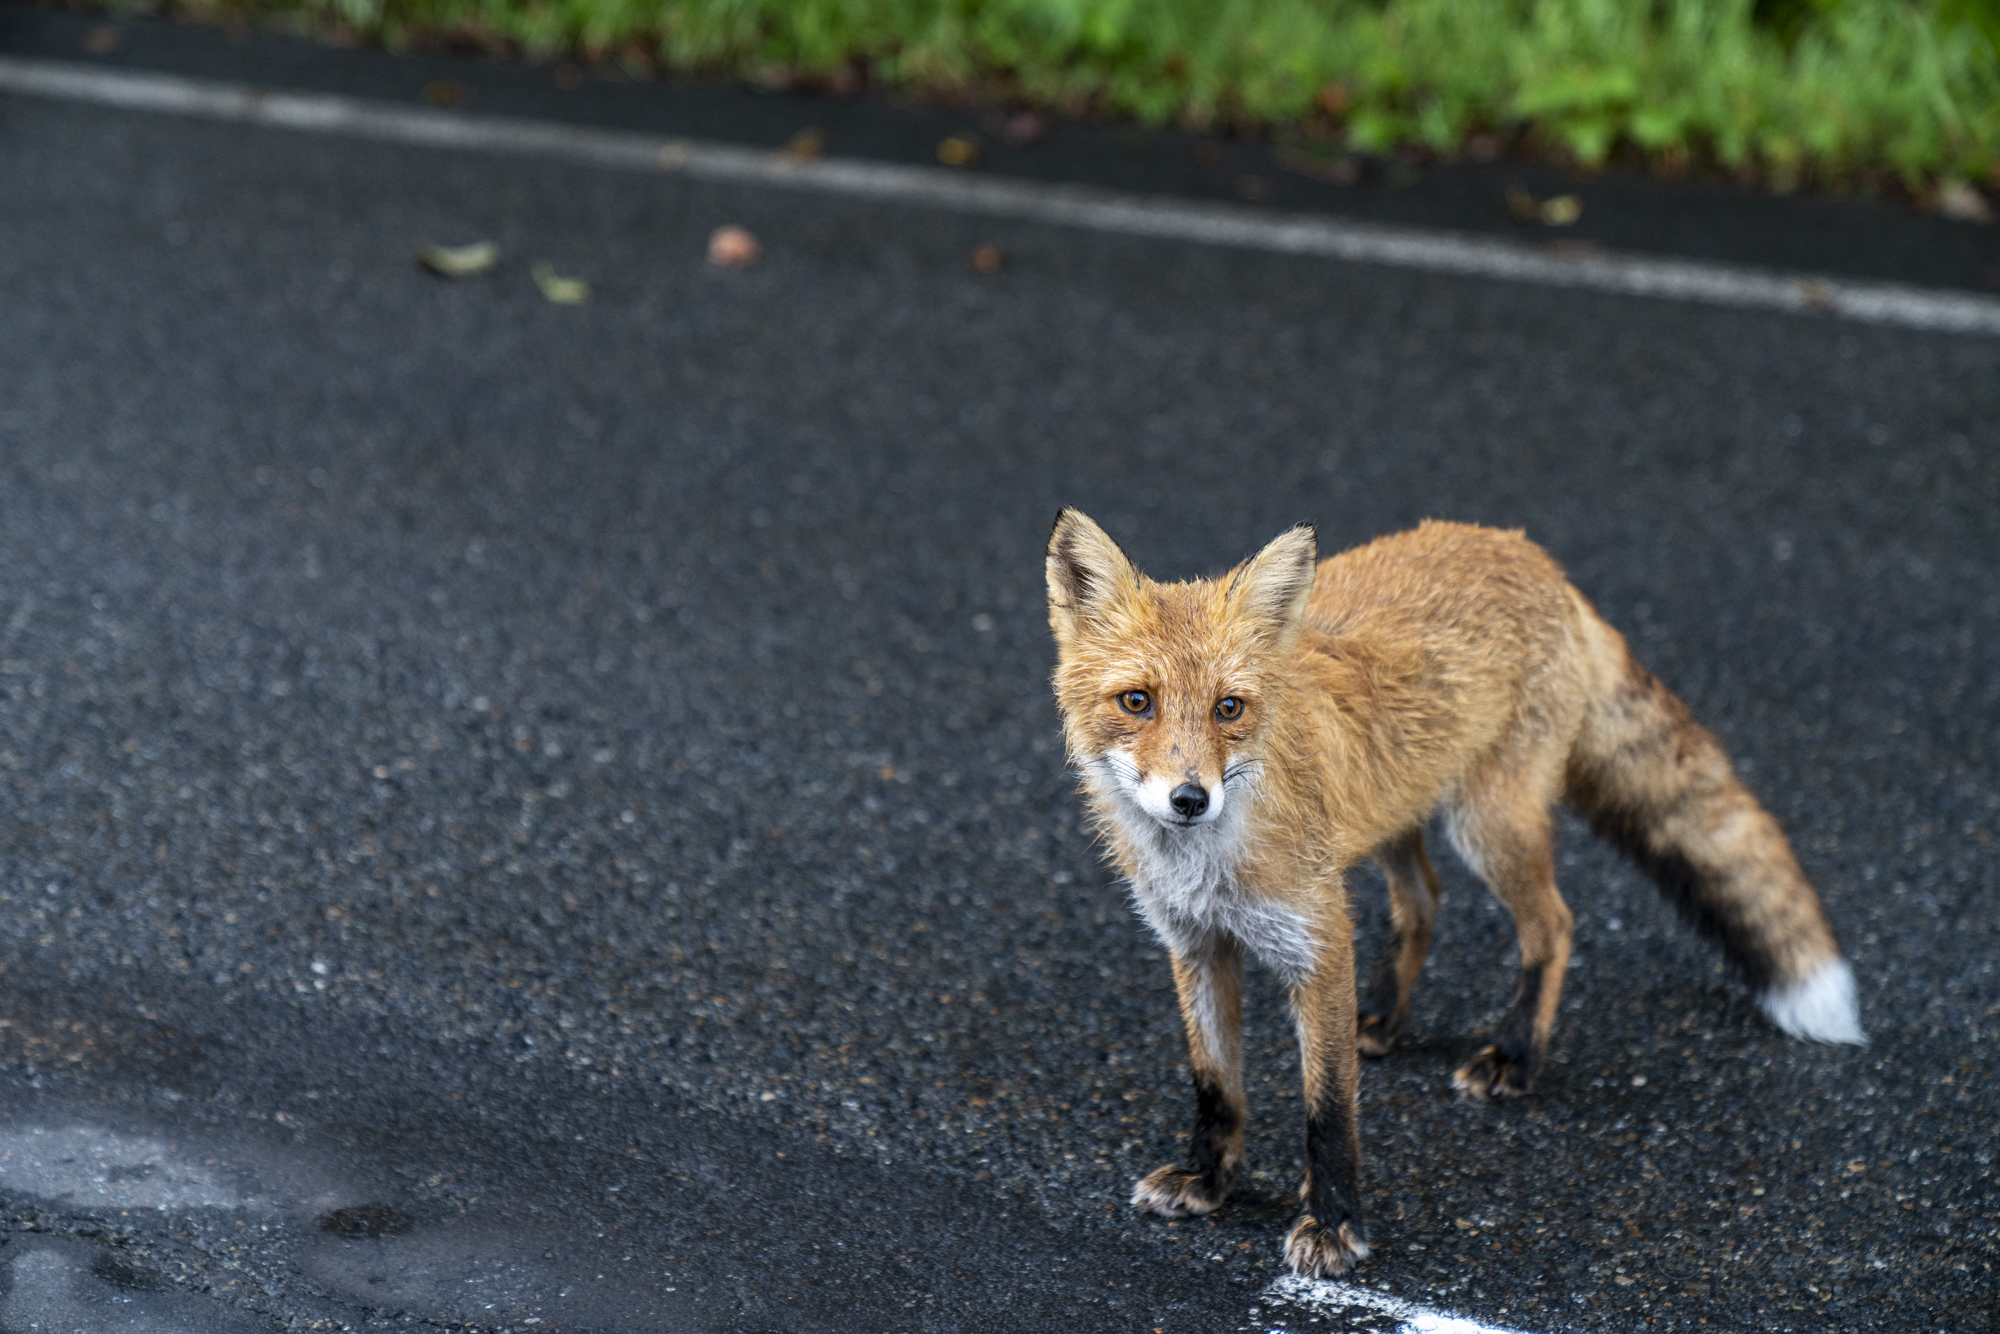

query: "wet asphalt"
xmin=0 ymin=8 xmax=1997 ymax=1332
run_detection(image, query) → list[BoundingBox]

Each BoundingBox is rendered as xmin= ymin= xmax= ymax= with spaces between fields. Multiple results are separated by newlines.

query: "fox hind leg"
xmin=1357 ymin=828 xmax=1442 ymax=1057
xmin=1445 ymin=774 xmax=1574 ymax=1100
xmin=1133 ymin=936 xmax=1246 ymax=1218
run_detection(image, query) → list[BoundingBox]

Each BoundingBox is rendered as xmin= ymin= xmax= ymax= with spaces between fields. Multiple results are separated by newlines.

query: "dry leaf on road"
xmin=1936 ymin=180 xmax=1993 ymax=223
xmin=937 ymin=136 xmax=980 ymax=168
xmin=1273 ymin=145 xmax=1360 ymax=185
xmin=1539 ymin=194 xmax=1583 ymax=226
xmin=707 ymin=225 xmax=761 ymax=268
xmin=531 ymin=261 xmax=589 ymax=303
xmin=782 ymin=128 xmax=827 ymax=162
xmin=422 ymin=79 xmax=467 ymax=108
xmin=1507 ymin=187 xmax=1583 ymax=226
xmin=417 ymin=240 xmax=499 ymax=278
xmin=991 ymin=112 xmax=1047 ymax=147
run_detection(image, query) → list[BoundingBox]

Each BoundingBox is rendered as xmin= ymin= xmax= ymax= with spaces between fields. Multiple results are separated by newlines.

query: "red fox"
xmin=1045 ymin=511 xmax=1861 ymax=1278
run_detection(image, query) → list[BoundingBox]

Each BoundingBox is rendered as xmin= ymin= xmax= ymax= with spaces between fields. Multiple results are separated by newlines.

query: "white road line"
xmin=4 ymin=54 xmax=1999 ymax=336
xmin=1265 ymin=1274 xmax=1530 ymax=1334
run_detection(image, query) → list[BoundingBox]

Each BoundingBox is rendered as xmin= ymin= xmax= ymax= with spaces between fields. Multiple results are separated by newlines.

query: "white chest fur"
xmin=1084 ymin=758 xmax=1318 ymax=988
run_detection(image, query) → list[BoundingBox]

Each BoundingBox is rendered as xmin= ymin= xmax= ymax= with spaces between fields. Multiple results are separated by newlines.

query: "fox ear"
xmin=1227 ymin=524 xmax=1318 ymax=643
xmin=1047 ymin=508 xmax=1138 ymax=643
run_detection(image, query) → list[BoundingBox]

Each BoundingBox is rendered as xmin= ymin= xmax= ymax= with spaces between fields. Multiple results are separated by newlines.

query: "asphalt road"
xmin=0 ymin=10 xmax=1997 ymax=1333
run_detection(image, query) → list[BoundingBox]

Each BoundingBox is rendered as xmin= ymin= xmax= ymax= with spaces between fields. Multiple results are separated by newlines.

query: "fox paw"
xmin=1131 ymin=1165 xmax=1230 ymax=1218
xmin=1356 ymin=1011 xmax=1401 ymax=1058
xmin=1451 ymin=1045 xmax=1535 ymax=1100
xmin=1283 ymin=1213 xmax=1370 ymax=1278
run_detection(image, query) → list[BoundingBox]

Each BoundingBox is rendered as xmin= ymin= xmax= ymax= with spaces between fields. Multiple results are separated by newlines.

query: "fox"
xmin=1044 ymin=510 xmax=1862 ymax=1278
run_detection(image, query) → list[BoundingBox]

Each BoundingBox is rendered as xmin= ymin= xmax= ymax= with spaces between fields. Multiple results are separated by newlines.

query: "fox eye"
xmin=1118 ymin=690 xmax=1152 ymax=715
xmin=1215 ymin=696 xmax=1244 ymax=721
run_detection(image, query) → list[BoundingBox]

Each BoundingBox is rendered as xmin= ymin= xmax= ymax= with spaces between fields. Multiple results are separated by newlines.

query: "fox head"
xmin=1046 ymin=509 xmax=1317 ymax=831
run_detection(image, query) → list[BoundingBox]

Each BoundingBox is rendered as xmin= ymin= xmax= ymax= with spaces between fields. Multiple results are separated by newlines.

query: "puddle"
xmin=0 ymin=1117 xmax=711 ymax=1331
xmin=0 ymin=1241 xmax=279 ymax=1333
xmin=0 ymin=1093 xmax=1233 ymax=1332
xmin=0 ymin=1126 xmax=243 ymax=1212
xmin=300 ymin=1213 xmax=702 ymax=1330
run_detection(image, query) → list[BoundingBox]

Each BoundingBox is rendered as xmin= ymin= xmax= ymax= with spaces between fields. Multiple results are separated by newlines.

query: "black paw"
xmin=1283 ymin=1212 xmax=1370 ymax=1277
xmin=1356 ymin=1010 xmax=1402 ymax=1058
xmin=1451 ymin=1044 xmax=1535 ymax=1100
xmin=1131 ymin=1164 xmax=1232 ymax=1218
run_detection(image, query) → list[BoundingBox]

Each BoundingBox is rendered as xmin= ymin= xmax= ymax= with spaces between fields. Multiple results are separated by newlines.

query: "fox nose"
xmin=1169 ymin=783 xmax=1209 ymax=819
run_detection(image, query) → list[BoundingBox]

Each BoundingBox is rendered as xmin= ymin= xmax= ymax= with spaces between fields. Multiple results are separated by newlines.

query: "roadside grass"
xmin=95 ymin=0 xmax=2000 ymax=192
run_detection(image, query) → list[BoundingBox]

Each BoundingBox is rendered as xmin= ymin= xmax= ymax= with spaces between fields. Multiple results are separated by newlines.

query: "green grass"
xmin=135 ymin=0 xmax=2000 ymax=189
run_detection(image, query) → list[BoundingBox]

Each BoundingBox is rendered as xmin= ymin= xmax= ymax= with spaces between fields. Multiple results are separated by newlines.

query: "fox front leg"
xmin=1132 ymin=937 xmax=1246 ymax=1218
xmin=1284 ymin=920 xmax=1371 ymax=1277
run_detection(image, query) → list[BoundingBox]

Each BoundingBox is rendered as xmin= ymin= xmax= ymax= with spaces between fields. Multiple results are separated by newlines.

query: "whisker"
xmin=1096 ymin=753 xmax=1143 ymax=784
xmin=1222 ymin=759 xmax=1262 ymax=786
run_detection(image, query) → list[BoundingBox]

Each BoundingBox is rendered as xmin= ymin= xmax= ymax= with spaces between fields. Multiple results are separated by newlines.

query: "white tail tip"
xmin=1760 ymin=958 xmax=1865 ymax=1045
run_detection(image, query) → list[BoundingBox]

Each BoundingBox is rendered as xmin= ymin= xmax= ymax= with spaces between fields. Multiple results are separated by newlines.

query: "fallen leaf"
xmin=992 ymin=111 xmax=1047 ymax=147
xmin=531 ymin=261 xmax=589 ymax=304
xmin=552 ymin=63 xmax=582 ymax=90
xmin=1937 ymin=179 xmax=1993 ymax=223
xmin=1540 ymin=194 xmax=1583 ymax=225
xmin=82 ymin=24 xmax=123 ymax=54
xmin=1506 ymin=187 xmax=1582 ymax=226
xmin=1235 ymin=174 xmax=1274 ymax=201
xmin=937 ymin=136 xmax=981 ymax=167
xmin=969 ymin=244 xmax=1005 ymax=274
xmin=1797 ymin=279 xmax=1835 ymax=311
xmin=1274 ymin=145 xmax=1360 ymax=185
xmin=423 ymin=78 xmax=468 ymax=108
xmin=782 ymin=127 xmax=826 ymax=162
xmin=707 ymin=225 xmax=761 ymax=268
xmin=416 ymin=240 xmax=499 ymax=278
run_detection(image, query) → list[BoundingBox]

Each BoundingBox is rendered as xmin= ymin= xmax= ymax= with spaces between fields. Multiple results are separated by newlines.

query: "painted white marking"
xmin=0 ymin=1125 xmax=242 ymax=1210
xmin=1761 ymin=956 xmax=1865 ymax=1044
xmin=2 ymin=56 xmax=1999 ymax=336
xmin=1265 ymin=1273 xmax=1531 ymax=1334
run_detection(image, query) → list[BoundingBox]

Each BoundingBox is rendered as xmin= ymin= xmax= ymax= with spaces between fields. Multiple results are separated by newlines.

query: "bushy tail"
xmin=1564 ymin=633 xmax=1863 ymax=1045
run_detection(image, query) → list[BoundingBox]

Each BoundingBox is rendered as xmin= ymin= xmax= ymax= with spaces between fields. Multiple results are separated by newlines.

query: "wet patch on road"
xmin=0 ymin=1125 xmax=245 ymax=1213
xmin=0 ymin=1076 xmax=1278 ymax=1332
xmin=301 ymin=1211 xmax=701 ymax=1330
xmin=0 ymin=1107 xmax=704 ymax=1332
xmin=0 ymin=1239 xmax=280 ymax=1333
